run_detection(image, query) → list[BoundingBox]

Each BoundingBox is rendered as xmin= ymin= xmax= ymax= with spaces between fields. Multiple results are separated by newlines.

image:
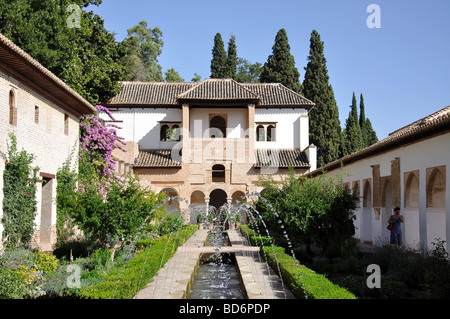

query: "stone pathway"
xmin=133 ymin=228 xmax=295 ymax=299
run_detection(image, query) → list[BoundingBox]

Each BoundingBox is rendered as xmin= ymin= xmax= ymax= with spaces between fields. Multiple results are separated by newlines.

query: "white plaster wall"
xmin=101 ymin=108 xmax=182 ymax=150
xmin=255 ymin=108 xmax=308 ymax=150
xmin=322 ymin=132 xmax=450 ymax=251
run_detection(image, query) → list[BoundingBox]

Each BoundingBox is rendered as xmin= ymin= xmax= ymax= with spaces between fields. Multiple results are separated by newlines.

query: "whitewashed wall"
xmin=322 ymin=132 xmax=450 ymax=251
xmin=255 ymin=108 xmax=309 ymax=150
xmin=102 ymin=108 xmax=182 ymax=150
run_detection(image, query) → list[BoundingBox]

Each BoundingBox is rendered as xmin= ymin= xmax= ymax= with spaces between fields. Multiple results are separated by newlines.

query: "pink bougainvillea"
xmin=79 ymin=105 xmax=126 ymax=194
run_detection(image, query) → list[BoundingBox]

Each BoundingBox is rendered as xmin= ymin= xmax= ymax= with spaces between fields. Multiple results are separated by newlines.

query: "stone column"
xmin=372 ymin=164 xmax=381 ymax=220
xmin=391 ymin=157 xmax=401 ymax=209
xmin=182 ymin=103 xmax=190 ymax=164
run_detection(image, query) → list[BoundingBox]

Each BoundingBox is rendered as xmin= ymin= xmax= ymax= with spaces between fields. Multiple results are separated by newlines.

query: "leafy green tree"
xmin=260 ymin=29 xmax=301 ymax=92
xmin=210 ymin=33 xmax=227 ymax=78
xmin=2 ymin=134 xmax=39 ymax=248
xmin=235 ymin=58 xmax=262 ymax=83
xmin=0 ymin=0 xmax=125 ymax=105
xmin=302 ymin=30 xmax=342 ymax=166
xmin=191 ymin=73 xmax=202 ymax=82
xmin=223 ymin=34 xmax=238 ymax=79
xmin=121 ymin=20 xmax=164 ymax=82
xmin=343 ymin=92 xmax=363 ymax=155
xmin=164 ymin=68 xmax=184 ymax=82
xmin=70 ymin=159 xmax=165 ymax=260
xmin=256 ymin=170 xmax=357 ymax=259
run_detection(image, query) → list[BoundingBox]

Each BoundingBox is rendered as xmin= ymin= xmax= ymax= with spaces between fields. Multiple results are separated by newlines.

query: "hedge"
xmin=239 ymin=224 xmax=275 ymax=247
xmin=81 ymin=225 xmax=197 ymax=299
xmin=261 ymin=246 xmax=357 ymax=299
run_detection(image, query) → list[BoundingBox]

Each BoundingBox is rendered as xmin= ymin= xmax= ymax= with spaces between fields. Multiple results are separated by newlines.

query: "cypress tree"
xmin=302 ymin=30 xmax=342 ymax=167
xmin=260 ymin=29 xmax=301 ymax=92
xmin=210 ymin=33 xmax=227 ymax=78
xmin=343 ymin=92 xmax=363 ymax=155
xmin=359 ymin=93 xmax=368 ymax=148
xmin=224 ymin=34 xmax=238 ymax=79
xmin=365 ymin=118 xmax=379 ymax=146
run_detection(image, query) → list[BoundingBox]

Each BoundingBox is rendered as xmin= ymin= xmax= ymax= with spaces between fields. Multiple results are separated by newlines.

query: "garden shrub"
xmin=0 ymin=259 xmax=27 ymax=299
xmin=261 ymin=246 xmax=357 ymax=299
xmin=33 ymin=251 xmax=59 ymax=274
xmin=80 ymin=225 xmax=197 ymax=299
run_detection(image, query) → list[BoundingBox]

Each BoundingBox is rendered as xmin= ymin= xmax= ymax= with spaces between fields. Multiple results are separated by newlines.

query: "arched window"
xmin=363 ymin=180 xmax=372 ymax=207
xmin=405 ymin=172 xmax=419 ymax=208
xmin=256 ymin=125 xmax=265 ymax=142
xmin=427 ymin=167 xmax=446 ymax=208
xmin=210 ymin=115 xmax=226 ymax=138
xmin=9 ymin=90 xmax=17 ymax=126
xmin=160 ymin=124 xmax=170 ymax=141
xmin=212 ymin=164 xmax=225 ymax=183
xmin=267 ymin=125 xmax=276 ymax=142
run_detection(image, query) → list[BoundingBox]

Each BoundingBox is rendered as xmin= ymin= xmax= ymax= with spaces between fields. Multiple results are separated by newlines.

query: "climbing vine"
xmin=2 ymin=133 xmax=39 ymax=248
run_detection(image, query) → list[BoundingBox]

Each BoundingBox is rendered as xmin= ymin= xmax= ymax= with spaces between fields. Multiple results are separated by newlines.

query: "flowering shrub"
xmin=79 ymin=105 xmax=125 ymax=195
xmin=2 ymin=133 xmax=39 ymax=248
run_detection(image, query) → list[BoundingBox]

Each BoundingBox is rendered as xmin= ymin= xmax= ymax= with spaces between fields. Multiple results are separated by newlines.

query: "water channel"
xmin=187 ymin=229 xmax=244 ymax=299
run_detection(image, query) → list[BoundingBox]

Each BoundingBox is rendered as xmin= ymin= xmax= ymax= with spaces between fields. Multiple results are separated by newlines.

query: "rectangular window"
xmin=64 ymin=113 xmax=69 ymax=135
xmin=35 ymin=106 xmax=39 ymax=124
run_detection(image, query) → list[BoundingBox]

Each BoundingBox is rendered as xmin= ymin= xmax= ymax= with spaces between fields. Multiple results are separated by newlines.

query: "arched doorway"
xmin=160 ymin=188 xmax=180 ymax=212
xmin=209 ymin=189 xmax=227 ymax=210
xmin=209 ymin=115 xmax=227 ymax=138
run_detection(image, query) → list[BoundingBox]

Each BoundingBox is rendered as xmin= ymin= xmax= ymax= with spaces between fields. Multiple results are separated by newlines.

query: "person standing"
xmin=389 ymin=207 xmax=404 ymax=247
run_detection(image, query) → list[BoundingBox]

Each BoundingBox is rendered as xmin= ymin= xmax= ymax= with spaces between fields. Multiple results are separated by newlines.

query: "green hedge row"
xmin=240 ymin=224 xmax=356 ymax=299
xmin=81 ymin=225 xmax=198 ymax=299
xmin=239 ymin=224 xmax=275 ymax=247
xmin=261 ymin=246 xmax=357 ymax=299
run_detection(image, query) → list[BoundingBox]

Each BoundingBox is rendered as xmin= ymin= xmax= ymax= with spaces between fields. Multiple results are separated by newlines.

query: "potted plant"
xmin=197 ymin=213 xmax=205 ymax=229
xmin=207 ymin=213 xmax=214 ymax=229
xmin=234 ymin=213 xmax=241 ymax=230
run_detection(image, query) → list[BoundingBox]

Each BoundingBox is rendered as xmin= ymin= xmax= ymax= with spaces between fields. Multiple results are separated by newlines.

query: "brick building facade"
xmin=102 ymin=79 xmax=317 ymax=223
xmin=0 ymin=33 xmax=95 ymax=250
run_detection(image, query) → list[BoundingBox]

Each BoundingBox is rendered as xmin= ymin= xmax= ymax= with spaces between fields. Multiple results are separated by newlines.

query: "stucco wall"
xmin=321 ymin=132 xmax=450 ymax=251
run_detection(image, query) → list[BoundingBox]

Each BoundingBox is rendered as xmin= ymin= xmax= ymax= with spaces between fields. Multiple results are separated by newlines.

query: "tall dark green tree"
xmin=260 ymin=29 xmax=301 ymax=92
xmin=359 ymin=94 xmax=379 ymax=147
xmin=210 ymin=33 xmax=227 ymax=78
xmin=343 ymin=92 xmax=363 ymax=155
xmin=0 ymin=0 xmax=125 ymax=105
xmin=223 ymin=34 xmax=238 ymax=79
xmin=302 ymin=30 xmax=342 ymax=167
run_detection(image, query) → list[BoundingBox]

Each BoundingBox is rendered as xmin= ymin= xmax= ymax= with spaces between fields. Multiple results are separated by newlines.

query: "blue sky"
xmin=91 ymin=0 xmax=450 ymax=140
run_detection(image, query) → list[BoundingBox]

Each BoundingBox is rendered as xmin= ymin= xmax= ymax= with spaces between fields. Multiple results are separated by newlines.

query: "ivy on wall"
xmin=2 ymin=133 xmax=39 ymax=248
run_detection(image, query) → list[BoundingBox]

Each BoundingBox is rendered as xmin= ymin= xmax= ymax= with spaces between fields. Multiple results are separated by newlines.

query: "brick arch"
xmin=159 ymin=187 xmax=180 ymax=211
xmin=190 ymin=190 xmax=205 ymax=204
